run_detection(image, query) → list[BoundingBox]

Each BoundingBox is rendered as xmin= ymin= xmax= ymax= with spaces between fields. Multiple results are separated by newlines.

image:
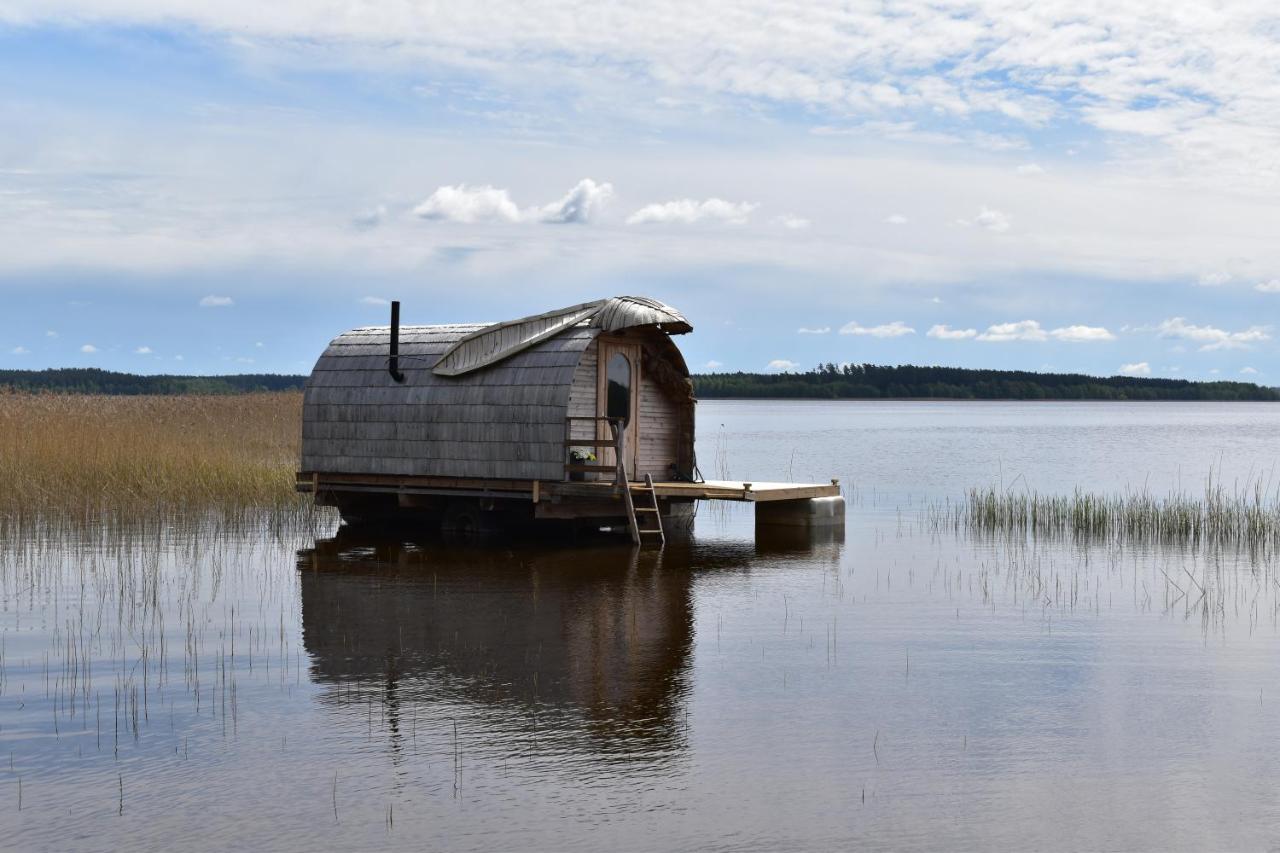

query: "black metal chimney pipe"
xmin=389 ymin=300 xmax=405 ymax=383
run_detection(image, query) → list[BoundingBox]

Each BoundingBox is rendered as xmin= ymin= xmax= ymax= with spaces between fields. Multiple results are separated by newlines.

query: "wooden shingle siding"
xmin=303 ymin=403 xmax=566 ymax=424
xmin=301 ymin=324 xmax=599 ymax=481
xmin=301 ymin=316 xmax=695 ymax=483
xmin=304 ymin=420 xmax=566 ymax=444
xmin=303 ymin=439 xmax=565 ymax=463
xmin=306 ymin=366 xmax=576 ymax=389
xmin=306 ymin=386 xmax=570 ymax=407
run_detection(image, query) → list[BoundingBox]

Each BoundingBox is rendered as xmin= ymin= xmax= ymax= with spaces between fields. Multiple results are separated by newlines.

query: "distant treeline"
xmin=4 ymin=364 xmax=1276 ymax=401
xmin=0 ymin=368 xmax=307 ymax=395
xmin=692 ymin=364 xmax=1280 ymax=401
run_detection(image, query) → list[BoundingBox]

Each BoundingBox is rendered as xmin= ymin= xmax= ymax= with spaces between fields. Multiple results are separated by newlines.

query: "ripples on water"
xmin=5 ymin=401 xmax=1280 ymax=851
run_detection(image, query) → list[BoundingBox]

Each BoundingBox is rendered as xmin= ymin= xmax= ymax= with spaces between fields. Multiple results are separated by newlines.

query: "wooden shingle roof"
xmin=302 ymin=323 xmax=598 ymax=480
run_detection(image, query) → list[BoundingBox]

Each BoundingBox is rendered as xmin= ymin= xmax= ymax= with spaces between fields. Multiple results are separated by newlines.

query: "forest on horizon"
xmin=691 ymin=363 xmax=1280 ymax=401
xmin=1 ymin=365 xmax=1276 ymax=401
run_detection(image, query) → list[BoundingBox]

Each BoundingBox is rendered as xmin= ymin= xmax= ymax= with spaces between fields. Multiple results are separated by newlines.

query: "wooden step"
xmin=564 ymin=464 xmax=618 ymax=473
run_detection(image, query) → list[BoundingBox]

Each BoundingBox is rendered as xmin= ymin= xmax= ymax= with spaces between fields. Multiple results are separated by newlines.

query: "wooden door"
xmin=597 ymin=339 xmax=641 ymax=479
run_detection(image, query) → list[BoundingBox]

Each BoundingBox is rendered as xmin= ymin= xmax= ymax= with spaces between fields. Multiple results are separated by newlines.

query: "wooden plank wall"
xmin=637 ymin=331 xmax=693 ymax=480
xmin=563 ymin=329 xmax=693 ymax=481
xmin=637 ymin=368 xmax=680 ymax=479
xmin=564 ymin=338 xmax=604 ymax=480
xmin=565 ymin=339 xmax=598 ymax=442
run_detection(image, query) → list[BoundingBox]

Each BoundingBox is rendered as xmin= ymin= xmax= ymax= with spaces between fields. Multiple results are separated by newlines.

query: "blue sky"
xmin=2 ymin=4 xmax=1279 ymax=380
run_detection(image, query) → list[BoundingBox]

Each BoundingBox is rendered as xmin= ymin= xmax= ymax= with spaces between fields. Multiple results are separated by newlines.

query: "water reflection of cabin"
xmin=297 ymin=534 xmax=693 ymax=746
xmin=296 ymin=296 xmax=842 ymax=540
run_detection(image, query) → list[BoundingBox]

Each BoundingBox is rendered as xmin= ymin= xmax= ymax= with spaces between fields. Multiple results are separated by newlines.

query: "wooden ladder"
xmin=626 ymin=473 xmax=665 ymax=547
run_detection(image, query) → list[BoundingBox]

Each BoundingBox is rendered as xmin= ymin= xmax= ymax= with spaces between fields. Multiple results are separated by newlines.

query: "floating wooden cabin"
xmin=296 ymin=296 xmax=842 ymax=542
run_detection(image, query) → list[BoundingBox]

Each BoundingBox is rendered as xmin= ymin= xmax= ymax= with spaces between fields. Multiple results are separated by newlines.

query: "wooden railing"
xmin=563 ymin=415 xmax=626 ymax=485
xmin=564 ymin=415 xmax=651 ymax=543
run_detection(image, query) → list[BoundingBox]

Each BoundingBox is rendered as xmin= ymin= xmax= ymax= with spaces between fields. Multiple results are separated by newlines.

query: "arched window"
xmin=606 ymin=352 xmax=632 ymax=426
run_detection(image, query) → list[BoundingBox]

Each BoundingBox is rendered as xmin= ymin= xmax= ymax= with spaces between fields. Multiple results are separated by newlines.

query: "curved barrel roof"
xmin=302 ymin=323 xmax=597 ymax=480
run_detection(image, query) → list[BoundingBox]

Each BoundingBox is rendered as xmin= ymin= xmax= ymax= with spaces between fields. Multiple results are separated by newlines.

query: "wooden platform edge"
xmin=296 ymin=471 xmax=841 ymax=503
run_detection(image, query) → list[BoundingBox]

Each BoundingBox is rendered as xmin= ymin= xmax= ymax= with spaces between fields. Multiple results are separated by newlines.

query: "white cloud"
xmin=1050 ymin=325 xmax=1116 ymax=343
xmin=1156 ymin=317 xmax=1270 ymax=351
xmin=199 ymin=295 xmax=234 ymax=308
xmin=627 ymin=198 xmax=756 ymax=225
xmin=134 ymin=346 xmax=152 ymax=354
xmin=1015 ymin=163 xmax=1045 ymax=175
xmin=967 ymin=318 xmax=1111 ymax=343
xmin=767 ymin=359 xmax=800 ymax=372
xmin=1255 ymin=280 xmax=1280 ymax=293
xmin=1119 ymin=362 xmax=1152 ymax=376
xmin=5 ymin=1 xmax=1280 ymax=316
xmin=885 ymin=214 xmax=908 ymax=225
xmin=774 ymin=214 xmax=811 ymax=230
xmin=411 ymin=179 xmax=613 ymax=225
xmin=360 ymin=296 xmax=390 ymax=306
xmin=839 ymin=320 xmax=915 ymax=338
xmin=8 ymin=1 xmax=1278 ymax=196
xmin=703 ymin=360 xmax=723 ymax=371
xmin=977 ymin=320 xmax=1047 ymax=342
xmin=1198 ymin=271 xmax=1233 ymax=287
xmin=414 ymin=184 xmax=521 ymax=224
xmin=255 ymin=341 xmax=264 ymax=348
xmin=974 ymin=207 xmax=1011 ymax=233
xmin=536 ymin=178 xmax=613 ymax=224
xmin=10 ymin=346 xmax=29 ymax=355
xmin=80 ymin=344 xmax=97 ymax=353
xmin=927 ymin=324 xmax=977 ymax=340
xmin=797 ymin=326 xmax=830 ymax=335
xmin=45 ymin=330 xmax=57 ymax=338
xmin=353 ymin=204 xmax=387 ymax=229
xmin=937 ymin=322 xmax=1113 ymax=343
xmin=174 ymin=355 xmax=184 ymax=361
xmin=1241 ymin=366 xmax=1259 ymax=375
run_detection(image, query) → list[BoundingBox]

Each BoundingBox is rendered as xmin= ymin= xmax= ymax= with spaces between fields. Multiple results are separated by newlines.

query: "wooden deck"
xmin=297 ymin=471 xmax=840 ymax=504
xmin=543 ymin=479 xmax=841 ymax=502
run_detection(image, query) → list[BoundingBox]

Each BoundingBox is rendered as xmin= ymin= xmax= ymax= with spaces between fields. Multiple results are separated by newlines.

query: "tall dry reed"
xmin=0 ymin=391 xmax=311 ymax=529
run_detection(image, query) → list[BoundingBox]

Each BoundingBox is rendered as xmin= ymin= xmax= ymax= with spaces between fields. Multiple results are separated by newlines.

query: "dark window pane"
xmin=606 ymin=352 xmax=631 ymax=426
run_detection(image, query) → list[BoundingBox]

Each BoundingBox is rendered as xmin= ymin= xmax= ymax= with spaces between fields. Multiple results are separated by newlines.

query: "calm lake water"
xmin=6 ymin=400 xmax=1280 ymax=851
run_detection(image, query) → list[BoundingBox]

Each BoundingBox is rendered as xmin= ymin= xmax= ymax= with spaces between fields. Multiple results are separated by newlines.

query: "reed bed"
xmin=0 ymin=391 xmax=317 ymax=533
xmin=955 ymin=478 xmax=1280 ymax=549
